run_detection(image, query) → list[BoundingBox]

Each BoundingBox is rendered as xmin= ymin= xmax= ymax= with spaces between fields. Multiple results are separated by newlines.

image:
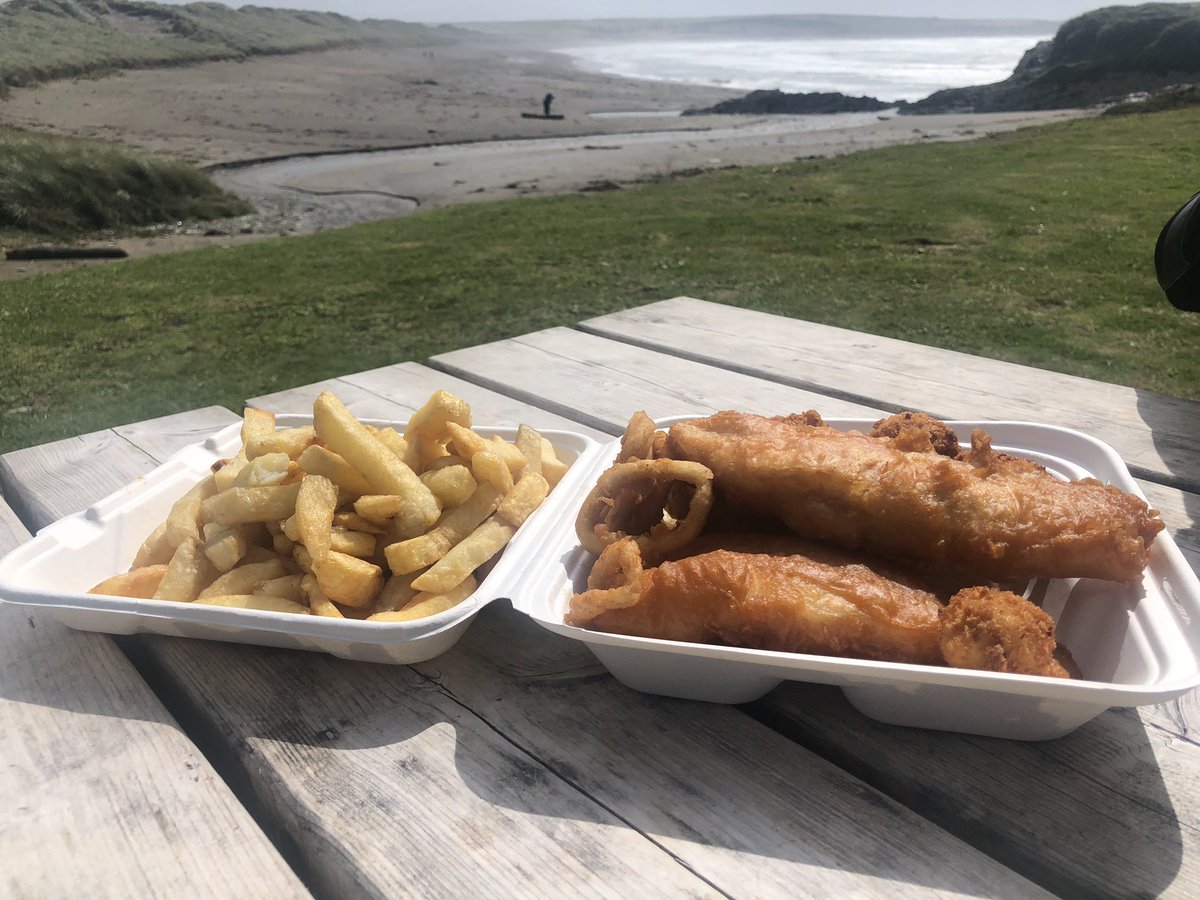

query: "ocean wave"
xmin=559 ymin=35 xmax=1053 ymax=103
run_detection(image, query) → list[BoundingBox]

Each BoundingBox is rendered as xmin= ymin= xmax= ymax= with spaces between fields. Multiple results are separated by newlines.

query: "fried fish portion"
xmin=567 ymin=538 xmax=946 ymax=665
xmin=663 ymin=411 xmax=1163 ymax=583
xmin=568 ymin=539 xmax=1072 ymax=676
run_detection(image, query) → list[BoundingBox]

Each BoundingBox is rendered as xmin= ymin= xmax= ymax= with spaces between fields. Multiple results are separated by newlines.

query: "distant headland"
xmin=683 ymin=3 xmax=1200 ymax=116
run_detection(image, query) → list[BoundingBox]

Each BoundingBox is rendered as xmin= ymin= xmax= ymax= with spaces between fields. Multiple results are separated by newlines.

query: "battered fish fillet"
xmin=568 ymin=539 xmax=1071 ymax=676
xmin=568 ymin=538 xmax=946 ymax=665
xmin=663 ymin=411 xmax=1163 ymax=583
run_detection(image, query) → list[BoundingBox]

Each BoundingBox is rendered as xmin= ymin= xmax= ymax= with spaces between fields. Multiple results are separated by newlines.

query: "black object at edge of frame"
xmin=1156 ymin=189 xmax=1200 ymax=312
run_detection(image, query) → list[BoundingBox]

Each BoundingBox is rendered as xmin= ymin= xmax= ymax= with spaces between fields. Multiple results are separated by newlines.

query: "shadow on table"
xmin=5 ymin=596 xmax=1184 ymax=897
xmin=1137 ymin=388 xmax=1200 ymax=547
xmin=152 ymin=602 xmax=1195 ymax=896
xmin=744 ymin=682 xmax=1186 ymax=900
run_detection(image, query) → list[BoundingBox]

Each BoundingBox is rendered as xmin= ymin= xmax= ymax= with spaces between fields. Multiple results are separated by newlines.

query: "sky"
xmin=150 ymin=1 xmax=1191 ymax=25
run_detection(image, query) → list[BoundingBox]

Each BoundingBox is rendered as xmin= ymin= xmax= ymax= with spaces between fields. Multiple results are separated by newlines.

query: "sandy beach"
xmin=0 ymin=40 xmax=744 ymax=166
xmin=0 ymin=35 xmax=1088 ymax=279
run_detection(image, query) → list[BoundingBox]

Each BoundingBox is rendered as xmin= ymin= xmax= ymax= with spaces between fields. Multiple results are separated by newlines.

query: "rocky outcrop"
xmin=683 ymin=89 xmax=894 ymax=116
xmin=904 ymin=3 xmax=1200 ymax=114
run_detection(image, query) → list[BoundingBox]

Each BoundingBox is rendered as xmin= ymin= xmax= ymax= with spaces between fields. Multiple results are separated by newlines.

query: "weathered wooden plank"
xmin=0 ymin=496 xmax=28 ymax=558
xmin=12 ymin=394 xmax=1048 ymax=896
xmin=434 ymin=324 xmax=1200 ymax=897
xmin=418 ymin=601 xmax=1046 ymax=897
xmin=114 ymin=405 xmax=244 ymax=462
xmin=249 ymin=361 xmax=609 ymax=440
xmin=248 ymin=373 xmax=404 ymax=418
xmin=430 ymin=327 xmax=1199 ymax=572
xmin=342 ymin=361 xmax=611 ymax=439
xmin=577 ymin=297 xmax=1200 ymax=490
xmin=0 ymin=406 xmax=240 ymax=529
xmin=125 ymin=635 xmax=724 ymax=899
xmin=0 ymin=428 xmax=156 ymax=531
xmin=0 ymin=491 xmax=307 ymax=897
xmin=429 ymin=325 xmax=886 ymax=431
xmin=1140 ymin=480 xmax=1200 ymax=566
xmin=126 ymin=606 xmax=1046 ymax=898
xmin=748 ymin=684 xmax=1200 ymax=900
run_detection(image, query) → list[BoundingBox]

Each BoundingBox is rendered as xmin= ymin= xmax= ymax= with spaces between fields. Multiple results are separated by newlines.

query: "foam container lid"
xmin=2 ymin=414 xmax=1198 ymax=740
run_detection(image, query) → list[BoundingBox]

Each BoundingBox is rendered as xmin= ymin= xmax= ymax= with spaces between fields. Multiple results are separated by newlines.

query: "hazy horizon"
xmin=140 ymin=1 xmax=1194 ymax=26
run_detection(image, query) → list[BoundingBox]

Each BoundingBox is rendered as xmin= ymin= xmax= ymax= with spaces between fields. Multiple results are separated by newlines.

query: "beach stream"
xmin=209 ymin=109 xmax=1085 ymax=234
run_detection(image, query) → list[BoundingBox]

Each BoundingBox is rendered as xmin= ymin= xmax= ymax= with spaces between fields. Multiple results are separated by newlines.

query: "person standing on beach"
xmin=543 ymin=92 xmax=555 ymax=116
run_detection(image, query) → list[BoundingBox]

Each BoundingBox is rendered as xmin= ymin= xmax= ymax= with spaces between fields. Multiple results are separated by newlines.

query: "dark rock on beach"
xmin=683 ymin=89 xmax=895 ymax=116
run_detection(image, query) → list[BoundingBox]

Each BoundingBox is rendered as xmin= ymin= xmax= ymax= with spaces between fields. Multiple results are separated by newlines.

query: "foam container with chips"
xmin=0 ymin=415 xmax=605 ymax=665
xmin=2 ymin=414 xmax=1198 ymax=740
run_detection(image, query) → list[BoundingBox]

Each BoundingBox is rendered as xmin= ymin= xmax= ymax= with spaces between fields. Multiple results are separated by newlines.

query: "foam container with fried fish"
xmin=516 ymin=412 xmax=1200 ymax=740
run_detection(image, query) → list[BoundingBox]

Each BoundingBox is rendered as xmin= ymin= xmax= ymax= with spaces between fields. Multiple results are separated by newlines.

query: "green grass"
xmin=0 ymin=126 xmax=252 ymax=237
xmin=2 ymin=108 xmax=1199 ymax=453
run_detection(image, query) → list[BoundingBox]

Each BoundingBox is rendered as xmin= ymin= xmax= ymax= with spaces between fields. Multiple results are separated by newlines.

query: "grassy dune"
xmin=0 ymin=0 xmax=447 ymax=93
xmin=2 ymin=107 xmax=1198 ymax=452
xmin=0 ymin=126 xmax=251 ymax=237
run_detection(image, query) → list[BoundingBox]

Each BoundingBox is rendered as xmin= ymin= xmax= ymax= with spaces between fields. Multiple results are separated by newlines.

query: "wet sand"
xmin=211 ymin=108 xmax=1085 ymax=233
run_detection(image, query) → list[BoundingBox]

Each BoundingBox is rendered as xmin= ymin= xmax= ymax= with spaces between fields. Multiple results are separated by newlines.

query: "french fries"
xmin=312 ymin=391 xmax=440 ymax=537
xmin=91 ymin=389 xmax=571 ymax=626
xmin=90 ymin=564 xmax=168 ymax=599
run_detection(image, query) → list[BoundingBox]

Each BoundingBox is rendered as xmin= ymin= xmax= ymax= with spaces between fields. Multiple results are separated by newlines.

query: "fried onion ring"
xmin=574 ymin=458 xmax=714 ymax=563
xmin=565 ymin=538 xmax=646 ymax=626
xmin=619 ymin=410 xmax=659 ymax=462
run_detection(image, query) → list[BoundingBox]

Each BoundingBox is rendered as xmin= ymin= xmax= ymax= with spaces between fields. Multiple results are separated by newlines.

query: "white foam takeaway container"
xmin=0 ymin=415 xmax=604 ymax=665
xmin=509 ymin=417 xmax=1200 ymax=741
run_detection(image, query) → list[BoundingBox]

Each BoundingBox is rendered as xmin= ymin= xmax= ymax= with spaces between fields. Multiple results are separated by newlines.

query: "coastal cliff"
xmin=682 ymin=4 xmax=1199 ymax=117
xmin=904 ymin=3 xmax=1200 ymax=113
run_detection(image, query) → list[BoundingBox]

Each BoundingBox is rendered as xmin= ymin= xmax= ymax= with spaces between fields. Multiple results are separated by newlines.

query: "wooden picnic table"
xmin=2 ymin=296 xmax=1198 ymax=898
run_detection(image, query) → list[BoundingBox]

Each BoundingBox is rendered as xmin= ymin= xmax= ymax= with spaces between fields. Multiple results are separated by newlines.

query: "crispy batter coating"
xmin=663 ymin=411 xmax=1163 ymax=583
xmin=618 ymin=410 xmax=659 ymax=462
xmin=568 ymin=540 xmax=1074 ymax=676
xmin=939 ymin=587 xmax=1070 ymax=678
xmin=869 ymin=411 xmax=961 ymax=457
xmin=562 ymin=408 xmax=1161 ymax=676
xmin=568 ymin=538 xmax=946 ymax=665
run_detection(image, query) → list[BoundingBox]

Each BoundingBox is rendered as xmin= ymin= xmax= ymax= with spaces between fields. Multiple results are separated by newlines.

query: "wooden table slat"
xmin=752 ymin=684 xmax=1200 ymax=899
xmin=0 ymin=406 xmax=240 ymax=530
xmin=249 ymin=360 xmax=609 ymax=440
xmin=578 ymin=297 xmax=1200 ymax=490
xmin=0 ymin=493 xmax=308 ymax=898
xmin=429 ymin=325 xmax=886 ymax=432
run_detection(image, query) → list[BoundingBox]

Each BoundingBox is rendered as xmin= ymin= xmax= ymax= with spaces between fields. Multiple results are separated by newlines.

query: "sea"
xmin=559 ymin=34 xmax=1054 ymax=104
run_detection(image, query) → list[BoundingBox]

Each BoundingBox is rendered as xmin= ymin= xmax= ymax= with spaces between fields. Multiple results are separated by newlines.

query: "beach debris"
xmin=6 ymin=246 xmax=128 ymax=261
xmin=581 ymin=180 xmax=622 ymax=192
